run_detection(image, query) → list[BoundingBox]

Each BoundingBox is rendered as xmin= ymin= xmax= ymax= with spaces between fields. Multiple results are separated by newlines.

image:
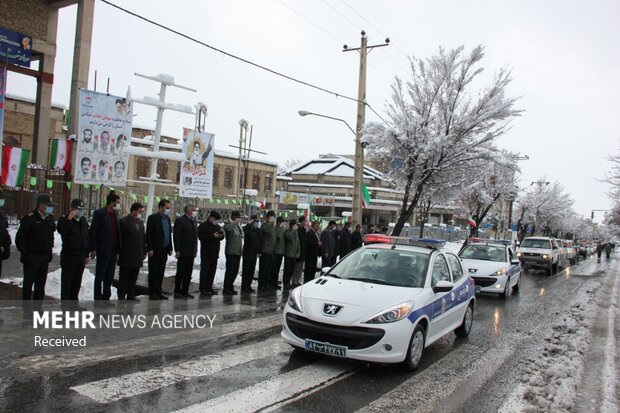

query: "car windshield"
xmin=327 ymin=248 xmax=428 ymax=288
xmin=459 ymin=245 xmax=506 ymax=262
xmin=520 ymin=239 xmax=551 ymax=249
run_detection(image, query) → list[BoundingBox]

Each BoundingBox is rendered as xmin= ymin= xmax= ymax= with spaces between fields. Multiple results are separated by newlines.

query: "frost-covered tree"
xmin=459 ymin=150 xmax=519 ymax=236
xmin=514 ymin=180 xmax=573 ymax=239
xmin=364 ymin=45 xmax=521 ymax=236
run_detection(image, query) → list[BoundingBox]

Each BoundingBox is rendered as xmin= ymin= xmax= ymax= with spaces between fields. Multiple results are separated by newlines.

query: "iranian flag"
xmin=1 ymin=146 xmax=30 ymax=187
xmin=50 ymin=139 xmax=71 ymax=172
xmin=468 ymin=215 xmax=477 ymax=227
xmin=361 ymin=184 xmax=371 ymax=208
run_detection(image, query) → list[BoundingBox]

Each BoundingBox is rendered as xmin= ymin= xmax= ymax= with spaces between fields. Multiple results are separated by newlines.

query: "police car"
xmin=281 ymin=236 xmax=476 ymax=371
xmin=458 ymin=239 xmax=521 ymax=298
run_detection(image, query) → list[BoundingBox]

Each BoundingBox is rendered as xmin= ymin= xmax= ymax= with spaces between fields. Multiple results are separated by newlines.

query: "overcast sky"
xmin=6 ymin=0 xmax=620 ymax=220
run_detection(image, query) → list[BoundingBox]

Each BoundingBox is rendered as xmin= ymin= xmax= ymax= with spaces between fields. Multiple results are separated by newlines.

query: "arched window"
xmin=136 ymin=157 xmax=149 ymax=178
xmin=252 ymin=171 xmax=260 ymax=190
xmin=213 ymin=165 xmax=219 ymax=187
xmin=264 ymin=173 xmax=272 ymax=192
xmin=157 ymin=159 xmax=167 ymax=180
xmin=224 ymin=167 xmax=233 ymax=188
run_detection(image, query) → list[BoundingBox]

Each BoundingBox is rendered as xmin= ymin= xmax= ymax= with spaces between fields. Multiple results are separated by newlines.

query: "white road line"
xmin=601 ymin=271 xmax=619 ymax=413
xmin=15 ymin=313 xmax=282 ymax=372
xmin=71 ymin=337 xmax=291 ymax=404
xmin=173 ymin=361 xmax=356 ymax=413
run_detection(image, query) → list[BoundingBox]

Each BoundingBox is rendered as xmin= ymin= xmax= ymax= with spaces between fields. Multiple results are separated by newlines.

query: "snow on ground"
xmin=499 ymin=273 xmax=604 ymax=413
xmin=3 ymin=268 xmax=98 ymax=301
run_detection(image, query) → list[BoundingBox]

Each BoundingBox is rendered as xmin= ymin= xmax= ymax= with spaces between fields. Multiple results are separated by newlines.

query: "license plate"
xmin=475 ymin=285 xmax=481 ymax=293
xmin=304 ymin=339 xmax=347 ymax=357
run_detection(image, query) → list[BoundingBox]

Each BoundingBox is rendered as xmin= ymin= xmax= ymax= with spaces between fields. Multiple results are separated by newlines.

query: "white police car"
xmin=281 ymin=236 xmax=476 ymax=371
xmin=458 ymin=239 xmax=521 ymax=298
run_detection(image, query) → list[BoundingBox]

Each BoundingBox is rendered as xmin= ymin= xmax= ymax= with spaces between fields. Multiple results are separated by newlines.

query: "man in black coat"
xmin=241 ymin=214 xmax=261 ymax=292
xmin=291 ymin=215 xmax=308 ymax=287
xmin=198 ymin=210 xmax=224 ymax=296
xmin=351 ymin=224 xmax=363 ymax=251
xmin=117 ymin=203 xmax=146 ymax=300
xmin=320 ymin=220 xmax=337 ymax=268
xmin=338 ymin=222 xmax=352 ymax=259
xmin=304 ymin=221 xmax=321 ymax=283
xmin=173 ymin=204 xmax=198 ymax=298
xmin=90 ymin=192 xmax=122 ymax=300
xmin=0 ymin=194 xmax=11 ymax=278
xmin=16 ymin=193 xmax=56 ymax=300
xmin=146 ymin=199 xmax=173 ymax=300
xmin=57 ymin=199 xmax=90 ymax=301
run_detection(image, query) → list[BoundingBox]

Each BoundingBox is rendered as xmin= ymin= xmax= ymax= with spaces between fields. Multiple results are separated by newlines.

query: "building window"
xmin=136 ymin=157 xmax=149 ymax=178
xmin=213 ymin=165 xmax=219 ymax=187
xmin=239 ymin=167 xmax=246 ymax=189
xmin=157 ymin=159 xmax=167 ymax=180
xmin=264 ymin=173 xmax=272 ymax=192
xmin=252 ymin=171 xmax=260 ymax=191
xmin=224 ymin=167 xmax=233 ymax=188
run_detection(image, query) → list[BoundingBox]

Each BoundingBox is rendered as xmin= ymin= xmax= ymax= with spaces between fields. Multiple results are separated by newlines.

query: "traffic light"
xmin=591 ymin=211 xmax=594 ymax=219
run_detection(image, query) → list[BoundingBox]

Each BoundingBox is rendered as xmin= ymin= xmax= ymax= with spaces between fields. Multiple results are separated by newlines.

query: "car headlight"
xmin=542 ymin=254 xmax=549 ymax=259
xmin=517 ymin=252 xmax=522 ymax=257
xmin=364 ymin=302 xmax=413 ymax=324
xmin=287 ymin=287 xmax=303 ymax=312
xmin=494 ymin=267 xmax=508 ymax=276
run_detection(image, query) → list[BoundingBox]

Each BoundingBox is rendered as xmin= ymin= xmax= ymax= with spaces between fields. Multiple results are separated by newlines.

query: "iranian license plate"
xmin=475 ymin=285 xmax=481 ymax=293
xmin=304 ymin=339 xmax=347 ymax=357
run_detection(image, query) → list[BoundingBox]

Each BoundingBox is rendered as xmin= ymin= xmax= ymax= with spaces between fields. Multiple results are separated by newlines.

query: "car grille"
xmin=285 ymin=313 xmax=385 ymax=350
xmin=471 ymin=277 xmax=497 ymax=287
xmin=521 ymin=252 xmax=541 ymax=257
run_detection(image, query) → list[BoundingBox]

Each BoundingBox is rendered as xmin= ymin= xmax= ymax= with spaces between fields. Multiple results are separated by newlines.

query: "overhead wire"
xmin=98 ymin=0 xmax=388 ymax=124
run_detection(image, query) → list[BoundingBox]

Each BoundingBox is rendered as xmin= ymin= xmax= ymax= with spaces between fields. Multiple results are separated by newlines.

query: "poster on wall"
xmin=179 ymin=127 xmax=214 ymax=198
xmin=74 ymin=90 xmax=131 ymax=185
xmin=0 ymin=27 xmax=32 ymax=67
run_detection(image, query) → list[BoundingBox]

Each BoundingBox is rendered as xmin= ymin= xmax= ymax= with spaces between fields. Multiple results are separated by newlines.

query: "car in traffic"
xmin=458 ymin=239 xmax=521 ymax=298
xmin=281 ymin=236 xmax=476 ymax=371
xmin=516 ymin=236 xmax=560 ymax=275
xmin=562 ymin=240 xmax=577 ymax=265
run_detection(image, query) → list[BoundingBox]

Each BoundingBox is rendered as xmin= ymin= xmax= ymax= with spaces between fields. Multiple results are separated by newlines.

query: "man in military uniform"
xmin=57 ymin=199 xmax=90 ymax=301
xmin=258 ymin=210 xmax=276 ymax=291
xmin=16 ymin=193 xmax=56 ymax=300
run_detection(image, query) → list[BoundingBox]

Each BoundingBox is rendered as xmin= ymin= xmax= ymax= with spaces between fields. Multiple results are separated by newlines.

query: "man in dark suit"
xmin=173 ymin=204 xmax=198 ymax=298
xmin=118 ymin=203 xmax=146 ymax=300
xmin=304 ymin=221 xmax=321 ymax=283
xmin=241 ymin=215 xmax=261 ymax=292
xmin=351 ymin=224 xmax=363 ymax=250
xmin=198 ymin=210 xmax=224 ymax=296
xmin=146 ymin=199 xmax=173 ymax=300
xmin=291 ymin=215 xmax=308 ymax=287
xmin=320 ymin=220 xmax=337 ymax=268
xmin=338 ymin=222 xmax=352 ymax=259
xmin=89 ymin=192 xmax=121 ymax=300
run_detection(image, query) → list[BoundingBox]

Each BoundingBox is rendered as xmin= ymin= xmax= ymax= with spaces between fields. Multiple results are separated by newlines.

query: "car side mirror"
xmin=321 ymin=267 xmax=331 ymax=275
xmin=511 ymin=259 xmax=520 ymax=265
xmin=433 ymin=280 xmax=453 ymax=294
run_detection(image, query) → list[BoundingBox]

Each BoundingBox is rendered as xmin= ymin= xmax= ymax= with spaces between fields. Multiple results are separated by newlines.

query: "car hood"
xmin=298 ymin=277 xmax=423 ymax=324
xmin=460 ymin=259 xmax=506 ymax=277
xmin=517 ymin=247 xmax=552 ymax=253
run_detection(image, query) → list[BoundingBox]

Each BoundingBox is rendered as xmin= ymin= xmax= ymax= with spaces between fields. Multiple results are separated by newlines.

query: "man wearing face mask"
xmin=198 ymin=210 xmax=224 ymax=296
xmin=89 ymin=192 xmax=122 ymax=300
xmin=57 ymin=199 xmax=90 ymax=301
xmin=258 ymin=210 xmax=276 ymax=291
xmin=146 ymin=199 xmax=173 ymax=300
xmin=241 ymin=214 xmax=261 ymax=293
xmin=117 ymin=203 xmax=147 ymax=300
xmin=16 ymin=193 xmax=56 ymax=300
xmin=271 ymin=216 xmax=286 ymax=290
xmin=222 ymin=210 xmax=243 ymax=295
xmin=173 ymin=204 xmax=198 ymax=298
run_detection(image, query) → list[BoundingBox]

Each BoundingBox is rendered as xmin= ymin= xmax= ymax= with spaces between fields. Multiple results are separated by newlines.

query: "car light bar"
xmin=468 ymin=238 xmax=512 ymax=246
xmin=363 ymin=234 xmax=446 ymax=249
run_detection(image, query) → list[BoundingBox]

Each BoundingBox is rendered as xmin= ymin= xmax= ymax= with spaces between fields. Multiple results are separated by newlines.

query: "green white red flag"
xmin=362 ymin=184 xmax=371 ymax=209
xmin=1 ymin=146 xmax=30 ymax=187
xmin=50 ymin=139 xmax=71 ymax=172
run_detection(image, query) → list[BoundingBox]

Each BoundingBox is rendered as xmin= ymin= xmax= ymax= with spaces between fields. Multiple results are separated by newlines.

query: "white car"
xmin=281 ymin=236 xmax=476 ymax=371
xmin=458 ymin=240 xmax=521 ymax=298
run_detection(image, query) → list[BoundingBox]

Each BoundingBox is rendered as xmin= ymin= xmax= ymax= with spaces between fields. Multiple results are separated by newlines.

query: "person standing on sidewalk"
xmin=198 ymin=210 xmax=224 ymax=296
xmin=271 ymin=216 xmax=286 ymax=290
xmin=304 ymin=221 xmax=321 ymax=283
xmin=56 ymin=199 xmax=90 ymax=301
xmin=90 ymin=192 xmax=122 ymax=300
xmin=117 ymin=203 xmax=146 ymax=300
xmin=283 ymin=220 xmax=300 ymax=290
xmin=0 ymin=194 xmax=12 ymax=278
xmin=173 ymin=205 xmax=198 ymax=298
xmin=291 ymin=215 xmax=307 ymax=288
xmin=145 ymin=199 xmax=172 ymax=300
xmin=223 ymin=210 xmax=243 ymax=295
xmin=320 ymin=220 xmax=337 ymax=268
xmin=241 ymin=215 xmax=261 ymax=293
xmin=351 ymin=224 xmax=363 ymax=251
xmin=338 ymin=222 xmax=352 ymax=259
xmin=258 ymin=210 xmax=276 ymax=291
xmin=16 ymin=193 xmax=56 ymax=300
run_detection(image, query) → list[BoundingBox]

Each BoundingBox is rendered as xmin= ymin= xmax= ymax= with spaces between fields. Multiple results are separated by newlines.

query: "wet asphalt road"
xmin=0 ymin=253 xmax=609 ymax=413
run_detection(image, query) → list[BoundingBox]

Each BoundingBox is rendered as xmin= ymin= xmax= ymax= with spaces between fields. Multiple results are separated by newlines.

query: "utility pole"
xmin=229 ymin=122 xmax=266 ymax=217
xmin=343 ymin=31 xmax=389 ymax=225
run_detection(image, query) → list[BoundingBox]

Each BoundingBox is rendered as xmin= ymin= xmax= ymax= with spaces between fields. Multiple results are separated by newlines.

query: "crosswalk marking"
xmin=173 ymin=360 xmax=356 ymax=413
xmin=71 ymin=337 xmax=291 ymax=403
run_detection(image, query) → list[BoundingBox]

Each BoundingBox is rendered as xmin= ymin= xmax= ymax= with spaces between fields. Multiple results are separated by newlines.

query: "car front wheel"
xmin=454 ymin=303 xmax=474 ymax=338
xmin=401 ymin=324 xmax=426 ymax=371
